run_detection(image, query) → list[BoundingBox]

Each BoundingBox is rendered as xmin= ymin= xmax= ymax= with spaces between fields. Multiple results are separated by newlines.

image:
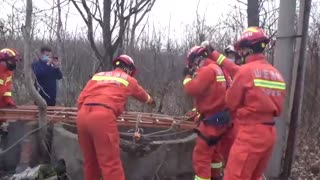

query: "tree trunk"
xmin=266 ymin=0 xmax=297 ymax=178
xmin=57 ymin=0 xmax=63 ymax=69
xmin=102 ymin=0 xmax=112 ymax=70
xmin=129 ymin=25 xmax=136 ymax=55
xmin=247 ymin=0 xmax=259 ymax=26
xmin=22 ymin=0 xmax=48 ymax=165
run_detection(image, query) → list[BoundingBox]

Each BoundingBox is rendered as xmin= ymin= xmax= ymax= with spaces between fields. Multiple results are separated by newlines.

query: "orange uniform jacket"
xmin=212 ymin=52 xmax=286 ymax=124
xmin=183 ymin=60 xmax=227 ymax=117
xmin=213 ymin=51 xmax=240 ymax=78
xmin=78 ymin=68 xmax=151 ymax=117
xmin=222 ymin=68 xmax=232 ymax=88
xmin=0 ymin=65 xmax=15 ymax=107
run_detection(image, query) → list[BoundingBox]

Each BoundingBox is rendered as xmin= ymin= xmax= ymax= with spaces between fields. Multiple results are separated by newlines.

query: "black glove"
xmin=183 ymin=67 xmax=195 ymax=77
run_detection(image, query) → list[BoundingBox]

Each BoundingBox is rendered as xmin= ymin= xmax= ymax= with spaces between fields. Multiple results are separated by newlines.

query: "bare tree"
xmin=56 ymin=0 xmax=63 ymax=67
xmin=21 ymin=0 xmax=48 ymax=163
xmin=128 ymin=0 xmax=155 ymax=55
xmin=70 ymin=0 xmax=156 ymax=71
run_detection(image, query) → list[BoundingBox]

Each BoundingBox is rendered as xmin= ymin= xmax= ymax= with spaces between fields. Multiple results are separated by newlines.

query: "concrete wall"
xmin=52 ymin=124 xmax=195 ymax=180
xmin=0 ymin=122 xmax=24 ymax=173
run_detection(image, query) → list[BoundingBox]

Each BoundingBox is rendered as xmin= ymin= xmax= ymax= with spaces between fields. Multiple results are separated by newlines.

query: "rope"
xmin=150 ymin=133 xmax=197 ymax=145
xmin=58 ymin=114 xmax=194 ymax=140
xmin=143 ymin=115 xmax=191 ymax=137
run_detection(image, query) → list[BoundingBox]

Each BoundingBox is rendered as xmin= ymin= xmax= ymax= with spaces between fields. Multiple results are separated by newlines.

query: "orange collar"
xmin=0 ymin=63 xmax=7 ymax=72
xmin=246 ymin=53 xmax=266 ymax=63
xmin=202 ymin=58 xmax=216 ymax=66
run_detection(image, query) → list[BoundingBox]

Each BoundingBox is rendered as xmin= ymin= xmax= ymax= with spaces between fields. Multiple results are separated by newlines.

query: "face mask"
xmin=41 ymin=55 xmax=49 ymax=62
xmin=6 ymin=61 xmax=16 ymax=71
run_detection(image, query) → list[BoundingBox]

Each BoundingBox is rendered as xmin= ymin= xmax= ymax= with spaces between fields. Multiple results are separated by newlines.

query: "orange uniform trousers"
xmin=77 ymin=105 xmax=125 ymax=180
xmin=224 ymin=123 xmax=276 ymax=180
xmin=216 ymin=122 xmax=238 ymax=164
xmin=193 ymin=122 xmax=235 ymax=180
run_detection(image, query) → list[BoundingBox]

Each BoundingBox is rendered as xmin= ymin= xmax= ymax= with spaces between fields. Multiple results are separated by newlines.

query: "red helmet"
xmin=234 ymin=27 xmax=270 ymax=51
xmin=0 ymin=48 xmax=21 ymax=62
xmin=186 ymin=46 xmax=208 ymax=67
xmin=112 ymin=54 xmax=136 ymax=76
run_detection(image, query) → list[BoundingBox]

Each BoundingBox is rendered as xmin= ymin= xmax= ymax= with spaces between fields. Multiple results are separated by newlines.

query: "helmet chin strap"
xmin=193 ymin=56 xmax=204 ymax=68
xmin=123 ymin=67 xmax=133 ymax=76
xmin=240 ymin=49 xmax=253 ymax=64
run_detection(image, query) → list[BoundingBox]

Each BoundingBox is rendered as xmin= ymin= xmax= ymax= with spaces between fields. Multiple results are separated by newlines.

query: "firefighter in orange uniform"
xmin=183 ymin=46 xmax=231 ymax=180
xmin=77 ymin=55 xmax=155 ymax=180
xmin=0 ymin=48 xmax=20 ymax=134
xmin=206 ymin=27 xmax=286 ymax=180
xmin=0 ymin=48 xmax=19 ymax=108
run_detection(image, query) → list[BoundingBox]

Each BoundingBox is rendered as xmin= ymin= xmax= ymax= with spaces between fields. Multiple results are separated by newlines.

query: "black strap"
xmin=193 ymin=128 xmax=224 ymax=147
xmin=261 ymin=122 xmax=275 ymax=126
xmin=202 ymin=109 xmax=230 ymax=127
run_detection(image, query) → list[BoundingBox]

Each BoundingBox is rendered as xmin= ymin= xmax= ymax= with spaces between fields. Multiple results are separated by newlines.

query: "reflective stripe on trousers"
xmin=211 ymin=162 xmax=223 ymax=169
xmin=194 ymin=175 xmax=210 ymax=180
xmin=194 ymin=162 xmax=223 ymax=180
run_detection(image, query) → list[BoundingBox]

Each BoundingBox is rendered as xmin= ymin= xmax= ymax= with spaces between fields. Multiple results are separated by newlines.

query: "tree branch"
xmin=57 ymin=0 xmax=63 ymax=68
xmin=89 ymin=0 xmax=103 ymax=27
xmin=71 ymin=0 xmax=103 ymax=63
xmin=236 ymin=0 xmax=247 ymax=6
xmin=69 ymin=0 xmax=88 ymax=24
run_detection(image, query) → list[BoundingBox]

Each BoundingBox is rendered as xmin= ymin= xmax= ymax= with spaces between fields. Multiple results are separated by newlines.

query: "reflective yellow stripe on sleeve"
xmin=0 ymin=79 xmax=3 ymax=85
xmin=253 ymin=79 xmax=286 ymax=90
xmin=92 ymin=75 xmax=129 ymax=86
xmin=216 ymin=75 xmax=226 ymax=82
xmin=217 ymin=54 xmax=226 ymax=65
xmin=194 ymin=175 xmax=210 ymax=180
xmin=4 ymin=92 xmax=12 ymax=96
xmin=183 ymin=78 xmax=192 ymax=85
xmin=211 ymin=162 xmax=223 ymax=169
xmin=6 ymin=76 xmax=12 ymax=83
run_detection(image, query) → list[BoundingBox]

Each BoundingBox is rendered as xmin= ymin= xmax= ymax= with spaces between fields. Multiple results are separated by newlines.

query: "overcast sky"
xmin=0 ymin=0 xmax=244 ymax=41
xmin=5 ymin=0 xmax=320 ymax=43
